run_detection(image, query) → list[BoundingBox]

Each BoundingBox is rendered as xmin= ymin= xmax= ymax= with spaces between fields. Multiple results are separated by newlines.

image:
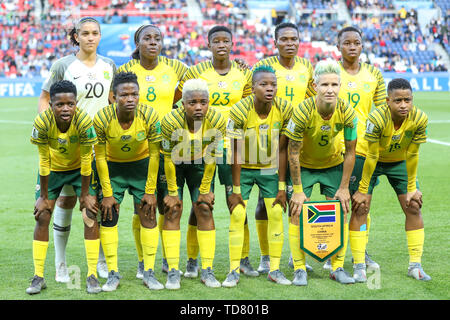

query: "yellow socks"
xmin=197 ymin=229 xmax=216 ymax=270
xmin=255 ymin=219 xmax=269 ymax=256
xmin=186 ymin=224 xmax=199 ymax=260
xmin=241 ymin=222 xmax=250 ymax=260
xmin=100 ymin=225 xmax=119 ymax=272
xmin=84 ymin=239 xmax=100 ymax=277
xmin=33 ymin=240 xmax=49 ymax=278
xmin=406 ymin=228 xmax=424 ymax=264
xmin=288 ymin=223 xmax=306 ymax=270
xmin=264 ymin=198 xmax=283 ymax=272
xmin=229 ymin=204 xmax=246 ymax=272
xmin=349 ymin=230 xmax=366 ymax=265
xmin=366 ymin=213 xmax=371 ymax=245
xmin=132 ymin=214 xmax=143 ymax=262
xmin=140 ymin=226 xmax=159 ymax=271
xmin=331 ymin=223 xmax=349 ymax=271
xmin=162 ymin=229 xmax=181 ymax=270
xmin=158 ymin=214 xmax=166 ymax=259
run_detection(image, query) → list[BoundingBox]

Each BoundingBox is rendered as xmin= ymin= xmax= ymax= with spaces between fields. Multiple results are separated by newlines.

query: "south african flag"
xmin=307 ymin=203 xmax=336 ymax=223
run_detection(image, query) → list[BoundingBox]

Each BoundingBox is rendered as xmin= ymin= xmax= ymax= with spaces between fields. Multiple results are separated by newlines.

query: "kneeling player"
xmin=27 ymin=80 xmax=100 ymax=294
xmin=286 ymin=60 xmax=357 ymax=286
xmin=94 ymin=72 xmax=163 ymax=292
xmin=161 ymin=79 xmax=226 ymax=289
xmin=351 ymin=78 xmax=431 ymax=281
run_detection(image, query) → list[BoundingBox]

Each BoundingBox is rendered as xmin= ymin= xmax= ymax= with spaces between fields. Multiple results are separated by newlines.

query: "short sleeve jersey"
xmin=161 ymin=106 xmax=226 ymax=163
xmin=285 ymin=97 xmax=356 ymax=169
xmin=42 ymin=55 xmax=116 ymax=119
xmin=117 ymin=57 xmax=188 ymax=119
xmin=364 ymin=104 xmax=427 ymax=162
xmin=227 ymin=96 xmax=293 ymax=170
xmin=253 ymin=56 xmax=315 ymax=107
xmin=338 ymin=62 xmax=386 ymax=156
xmin=177 ymin=60 xmax=252 ymax=120
xmin=93 ymin=103 xmax=161 ymax=163
xmin=30 ymin=108 xmax=97 ymax=171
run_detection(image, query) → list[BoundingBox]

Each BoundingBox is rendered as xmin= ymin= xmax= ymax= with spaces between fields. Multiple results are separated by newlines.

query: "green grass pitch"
xmin=0 ymin=91 xmax=449 ymax=301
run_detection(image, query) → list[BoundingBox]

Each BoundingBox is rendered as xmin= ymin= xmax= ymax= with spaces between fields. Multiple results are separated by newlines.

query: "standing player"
xmin=351 ymin=78 xmax=431 ymax=281
xmin=176 ymin=25 xmax=256 ymax=278
xmin=223 ymin=65 xmax=292 ymax=287
xmin=27 ymin=80 xmax=100 ymax=294
xmin=93 ymin=72 xmax=163 ymax=292
xmin=117 ymin=24 xmax=188 ymax=278
xmin=38 ymin=17 xmax=116 ymax=281
xmin=329 ymin=26 xmax=386 ymax=272
xmin=285 ymin=60 xmax=357 ymax=285
xmin=161 ymin=79 xmax=226 ymax=289
xmin=252 ymin=22 xmax=315 ymax=273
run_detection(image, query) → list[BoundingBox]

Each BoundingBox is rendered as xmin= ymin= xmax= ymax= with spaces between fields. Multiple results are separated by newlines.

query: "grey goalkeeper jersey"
xmin=42 ymin=54 xmax=116 ymax=119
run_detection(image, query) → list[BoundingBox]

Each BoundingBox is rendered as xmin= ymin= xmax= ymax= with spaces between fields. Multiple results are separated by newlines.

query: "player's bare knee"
xmin=56 ymin=195 xmax=77 ymax=209
xmin=195 ymin=203 xmax=212 ymax=220
xmin=406 ymin=200 xmax=421 ymax=216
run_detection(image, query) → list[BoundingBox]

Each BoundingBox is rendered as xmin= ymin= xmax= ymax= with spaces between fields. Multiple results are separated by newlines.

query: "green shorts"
xmin=217 ymin=149 xmax=233 ymax=196
xmin=98 ymin=158 xmax=149 ymax=205
xmin=160 ymin=161 xmax=215 ymax=203
xmin=287 ymin=163 xmax=343 ymax=199
xmin=156 ymin=153 xmax=168 ymax=198
xmin=240 ymin=168 xmax=279 ymax=201
xmin=357 ymin=158 xmax=418 ymax=195
xmin=35 ymin=166 xmax=97 ymax=200
xmin=349 ymin=155 xmax=381 ymax=195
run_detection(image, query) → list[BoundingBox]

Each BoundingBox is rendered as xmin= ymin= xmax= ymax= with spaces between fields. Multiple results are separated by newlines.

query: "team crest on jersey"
xmin=392 ymin=134 xmax=401 ymax=141
xmin=233 ymin=81 xmax=241 ymax=90
xmin=146 ymin=75 xmax=156 ymax=82
xmin=320 ymin=125 xmax=331 ymax=132
xmin=273 ymin=122 xmax=281 ymax=129
xmin=334 ymin=123 xmax=343 ymax=131
xmin=217 ymin=81 xmax=227 ymax=89
xmin=299 ymin=75 xmax=306 ymax=83
xmin=405 ymin=131 xmax=412 ymax=138
xmin=121 ymin=135 xmax=132 ymax=141
xmin=162 ymin=74 xmax=170 ymax=83
xmin=104 ymin=71 xmax=111 ymax=80
xmin=363 ymin=83 xmax=371 ymax=92
xmin=136 ymin=131 xmax=146 ymax=141
xmin=347 ymin=82 xmax=357 ymax=89
xmin=285 ymin=74 xmax=295 ymax=82
xmin=70 ymin=136 xmax=78 ymax=143
xmin=58 ymin=138 xmax=67 ymax=145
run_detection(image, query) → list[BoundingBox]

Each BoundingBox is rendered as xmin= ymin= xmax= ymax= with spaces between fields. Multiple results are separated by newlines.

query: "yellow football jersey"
xmin=338 ymin=62 xmax=386 ymax=156
xmin=117 ymin=57 xmax=188 ymax=119
xmin=285 ymin=97 xmax=356 ymax=169
xmin=30 ymin=108 xmax=97 ymax=171
xmin=364 ymin=104 xmax=427 ymax=162
xmin=227 ymin=96 xmax=293 ymax=169
xmin=253 ymin=56 xmax=315 ymax=107
xmin=161 ymin=106 xmax=226 ymax=163
xmin=177 ymin=60 xmax=252 ymax=119
xmin=93 ymin=103 xmax=161 ymax=162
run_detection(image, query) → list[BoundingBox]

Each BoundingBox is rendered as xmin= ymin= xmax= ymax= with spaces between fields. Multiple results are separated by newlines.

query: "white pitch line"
xmin=428 ymin=139 xmax=450 ymax=146
xmin=0 ymin=119 xmax=32 ymax=124
xmin=429 ymin=120 xmax=450 ymax=124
